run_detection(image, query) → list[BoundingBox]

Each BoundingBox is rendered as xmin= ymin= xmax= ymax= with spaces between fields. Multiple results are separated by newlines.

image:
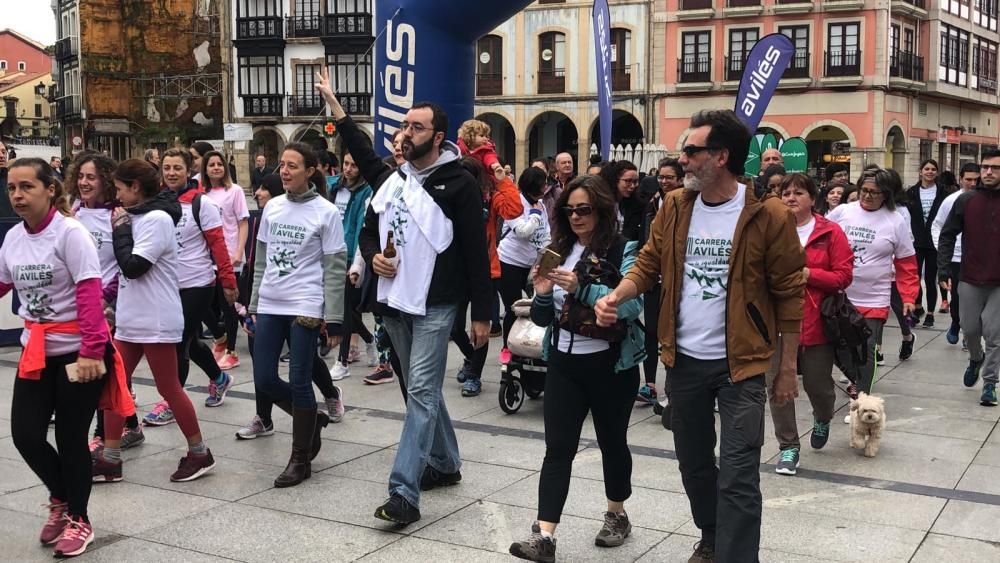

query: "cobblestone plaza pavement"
xmin=2 ymin=319 xmax=1000 ymax=562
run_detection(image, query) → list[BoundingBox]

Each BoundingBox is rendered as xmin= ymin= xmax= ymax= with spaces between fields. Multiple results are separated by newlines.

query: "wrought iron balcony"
xmin=889 ymin=50 xmax=924 ymax=81
xmin=288 ymin=95 xmax=324 ymax=117
xmin=55 ymin=94 xmax=81 ymax=119
xmin=338 ymin=93 xmax=372 ymax=116
xmin=825 ymin=49 xmax=861 ymax=77
xmin=783 ymin=48 xmax=810 ymax=79
xmin=235 ymin=16 xmax=283 ymax=41
xmin=678 ymin=56 xmax=711 ymax=83
xmin=243 ymin=94 xmax=284 ymax=117
xmin=54 ymin=36 xmax=78 ymax=62
xmin=476 ymin=73 xmax=502 ymax=96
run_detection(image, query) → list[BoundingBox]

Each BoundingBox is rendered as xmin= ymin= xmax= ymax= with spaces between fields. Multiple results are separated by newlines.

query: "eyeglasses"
xmin=562 ymin=205 xmax=594 ymax=217
xmin=681 ymin=145 xmax=719 ymax=157
xmin=657 ymin=175 xmax=678 ymax=182
xmin=398 ymin=121 xmax=432 ymax=134
xmin=859 ymin=188 xmax=884 ymax=198
xmin=620 ymin=178 xmax=639 ymax=186
xmin=980 ymin=164 xmax=999 ymax=172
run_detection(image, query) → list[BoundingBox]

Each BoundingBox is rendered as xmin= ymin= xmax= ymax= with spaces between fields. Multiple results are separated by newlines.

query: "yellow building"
xmin=0 ymin=71 xmax=57 ymax=143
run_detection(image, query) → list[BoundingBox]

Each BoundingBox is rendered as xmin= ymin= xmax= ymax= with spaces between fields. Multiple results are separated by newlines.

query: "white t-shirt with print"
xmin=676 ymin=186 xmax=746 ymax=360
xmin=256 ymin=195 xmax=346 ymax=319
xmin=175 ymin=194 xmax=224 ymax=289
xmin=0 ymin=212 xmax=102 ymax=355
xmin=205 ymin=186 xmax=250 ymax=258
xmin=932 ymin=189 xmax=963 ymax=261
xmin=115 ymin=210 xmax=184 ymax=343
xmin=332 ymin=187 xmax=351 ymax=216
xmin=74 ymin=207 xmax=117 ymax=289
xmin=796 ymin=216 xmax=816 ymax=247
xmin=919 ymin=185 xmax=937 ymax=221
xmin=828 ymin=201 xmax=916 ymax=308
xmin=553 ymin=242 xmax=610 ymax=354
xmin=499 ymin=195 xmax=551 ymax=268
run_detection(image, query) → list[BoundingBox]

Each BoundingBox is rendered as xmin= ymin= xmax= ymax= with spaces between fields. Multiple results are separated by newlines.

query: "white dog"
xmin=849 ymin=392 xmax=886 ymax=458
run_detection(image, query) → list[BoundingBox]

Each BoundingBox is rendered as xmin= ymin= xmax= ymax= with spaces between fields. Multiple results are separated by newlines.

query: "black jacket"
xmin=250 ymin=166 xmax=273 ymax=190
xmin=937 ymin=186 xmax=1000 ymax=286
xmin=340 ymin=115 xmax=493 ymax=321
xmin=113 ymin=189 xmax=182 ymax=279
xmin=906 ymin=183 xmax=955 ymax=249
xmin=0 ymin=168 xmax=15 ymax=218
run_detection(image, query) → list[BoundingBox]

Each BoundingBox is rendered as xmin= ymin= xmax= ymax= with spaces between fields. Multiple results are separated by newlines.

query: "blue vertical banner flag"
xmin=734 ymin=33 xmax=795 ymax=132
xmin=592 ymin=0 xmax=613 ymax=160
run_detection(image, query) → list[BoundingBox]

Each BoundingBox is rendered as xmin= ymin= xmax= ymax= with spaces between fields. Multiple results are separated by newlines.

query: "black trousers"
xmin=915 ymin=247 xmax=940 ymax=312
xmin=537 ymin=348 xmax=639 ymax=523
xmin=949 ymin=262 xmax=962 ymax=331
xmin=12 ymin=351 xmax=106 ymax=520
xmin=179 ymin=285 xmax=223 ymax=386
xmin=338 ymin=280 xmax=374 ymax=365
xmin=889 ymin=282 xmax=913 ymax=338
xmin=499 ymin=262 xmax=533 ymax=348
xmin=642 ymin=283 xmax=662 ymax=385
xmin=451 ymin=297 xmax=492 ymax=379
xmin=669 ymin=353 xmax=765 ymax=563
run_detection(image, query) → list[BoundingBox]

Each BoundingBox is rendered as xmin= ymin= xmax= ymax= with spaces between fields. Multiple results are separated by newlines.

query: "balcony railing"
xmin=286 ymin=15 xmax=323 ymax=38
xmin=323 ymin=13 xmax=372 ymax=37
xmin=725 ymin=54 xmax=748 ymax=82
xmin=728 ymin=0 xmax=760 ymax=6
xmin=288 ymin=95 xmax=324 ymax=116
xmin=900 ymin=0 xmax=924 ymax=8
xmin=55 ymin=36 xmax=78 ymax=61
xmin=678 ymin=56 xmax=711 ymax=82
xmin=825 ymin=49 xmax=861 ymax=77
xmin=55 ymin=94 xmax=81 ymax=119
xmin=476 ymin=73 xmax=502 ymax=96
xmin=889 ymin=50 xmax=924 ymax=81
xmin=338 ymin=93 xmax=372 ymax=116
xmin=783 ymin=48 xmax=810 ymax=78
xmin=538 ymin=68 xmax=566 ymax=94
xmin=681 ymin=0 xmax=713 ymax=8
xmin=977 ymin=75 xmax=998 ymax=94
xmin=612 ymin=65 xmax=631 ymax=91
xmin=243 ymin=94 xmax=284 ymax=117
xmin=236 ymin=16 xmax=283 ymax=40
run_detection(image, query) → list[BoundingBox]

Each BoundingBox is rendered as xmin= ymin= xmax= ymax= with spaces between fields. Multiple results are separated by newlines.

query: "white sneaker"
xmin=329 ymin=363 xmax=351 ymax=381
xmin=365 ymin=342 xmax=377 ymax=367
xmin=839 ymin=374 xmax=849 ymax=384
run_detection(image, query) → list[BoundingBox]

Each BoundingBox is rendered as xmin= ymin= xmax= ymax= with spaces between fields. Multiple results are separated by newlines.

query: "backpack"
xmin=820 ymin=292 xmax=872 ymax=383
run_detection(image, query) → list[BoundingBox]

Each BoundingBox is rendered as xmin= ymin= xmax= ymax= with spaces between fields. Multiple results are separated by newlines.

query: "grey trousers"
xmin=959 ymin=282 xmax=1000 ymax=384
xmin=765 ymin=340 xmax=838 ymax=450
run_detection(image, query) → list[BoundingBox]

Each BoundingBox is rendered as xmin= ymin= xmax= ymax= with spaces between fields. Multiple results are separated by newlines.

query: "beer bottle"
xmin=383 ymin=231 xmax=398 ymax=267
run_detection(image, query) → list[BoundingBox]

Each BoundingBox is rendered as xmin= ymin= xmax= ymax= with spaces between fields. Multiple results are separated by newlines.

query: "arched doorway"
xmin=589 ymin=110 xmax=644 ymax=157
xmin=528 ymin=111 xmax=577 ymax=162
xmin=805 ymin=124 xmax=852 ymax=178
xmin=294 ymin=127 xmax=326 ymax=154
xmin=885 ymin=126 xmax=906 ymax=171
xmin=477 ymin=112 xmax=516 ymax=171
xmin=249 ymin=127 xmax=284 ymax=170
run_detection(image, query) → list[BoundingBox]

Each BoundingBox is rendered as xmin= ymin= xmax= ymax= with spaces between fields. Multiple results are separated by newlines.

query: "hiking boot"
xmin=461 ymin=378 xmax=482 ymax=397
xmin=374 ymin=494 xmax=421 ymax=525
xmin=420 ymin=465 xmax=462 ymax=491
xmin=981 ymin=383 xmax=998 ymax=407
xmin=688 ymin=540 xmax=715 ymax=563
xmin=235 ymin=415 xmax=274 ymax=440
xmin=811 ymin=420 xmax=830 ymax=450
xmin=91 ymin=453 xmax=123 ymax=483
xmin=965 ymin=359 xmax=984 ymax=388
xmin=775 ymin=447 xmax=800 ymax=476
xmin=899 ymin=334 xmax=915 ymax=361
xmin=636 ymin=385 xmax=657 ymax=407
xmin=364 ymin=364 xmax=395 ymax=385
xmin=922 ymin=313 xmax=935 ymax=328
xmin=143 ymin=401 xmax=175 ymax=426
xmin=325 ymin=386 xmax=345 ymax=423
xmin=595 ymin=511 xmax=631 ymax=547
xmin=509 ymin=522 xmax=556 ymax=563
xmin=39 ymin=499 xmax=68 ymax=544
xmin=53 ymin=516 xmax=94 ymax=558
xmin=120 ymin=425 xmax=145 ymax=450
xmin=205 ymin=372 xmax=233 ymax=407
xmin=170 ymin=450 xmax=216 ymax=482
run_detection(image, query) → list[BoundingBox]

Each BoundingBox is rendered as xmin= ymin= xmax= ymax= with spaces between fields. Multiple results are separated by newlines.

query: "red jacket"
xmin=177 ymin=184 xmax=238 ymax=290
xmin=801 ymin=213 xmax=854 ymax=346
xmin=485 ymin=177 xmax=524 ymax=278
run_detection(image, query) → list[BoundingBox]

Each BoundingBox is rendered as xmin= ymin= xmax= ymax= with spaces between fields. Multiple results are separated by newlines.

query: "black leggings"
xmin=889 ymin=283 xmax=913 ymax=338
xmin=643 ymin=283 xmax=661 ymax=385
xmin=179 ymin=286 xmax=223 ymax=386
xmin=915 ymin=247 xmax=939 ymax=312
xmin=12 ymin=352 xmax=105 ymax=520
xmin=499 ymin=262 xmax=533 ymax=348
xmin=948 ymin=262 xmax=962 ymax=331
xmin=338 ymin=281 xmax=374 ymax=365
xmin=537 ymin=348 xmax=639 ymax=523
xmin=451 ymin=296 xmax=491 ymax=379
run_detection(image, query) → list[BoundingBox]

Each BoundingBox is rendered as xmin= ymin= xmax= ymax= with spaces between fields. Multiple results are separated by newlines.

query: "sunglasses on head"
xmin=562 ymin=205 xmax=594 ymax=217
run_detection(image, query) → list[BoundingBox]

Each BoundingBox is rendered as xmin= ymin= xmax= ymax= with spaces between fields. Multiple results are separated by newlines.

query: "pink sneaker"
xmin=211 ymin=339 xmax=227 ymax=362
xmin=499 ymin=347 xmax=513 ymax=365
xmin=217 ymin=352 xmax=240 ymax=370
xmin=87 ymin=436 xmax=103 ymax=455
xmin=39 ymin=498 xmax=67 ymax=544
xmin=347 ymin=345 xmax=361 ymax=364
xmin=53 ymin=516 xmax=94 ymax=557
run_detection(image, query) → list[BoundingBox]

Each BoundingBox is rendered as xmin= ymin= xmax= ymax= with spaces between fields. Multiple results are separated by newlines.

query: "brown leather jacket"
xmin=624 ymin=187 xmax=805 ymax=382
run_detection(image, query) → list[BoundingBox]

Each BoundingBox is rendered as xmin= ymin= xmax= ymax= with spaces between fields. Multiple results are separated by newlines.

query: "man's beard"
xmin=403 ymin=136 xmax=435 ymax=162
xmin=683 ymin=166 xmax=717 ymax=192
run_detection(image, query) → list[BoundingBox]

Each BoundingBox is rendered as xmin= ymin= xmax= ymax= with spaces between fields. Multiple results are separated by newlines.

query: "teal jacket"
xmin=530 ymin=240 xmax=646 ymax=372
xmin=329 ymin=178 xmax=373 ymax=262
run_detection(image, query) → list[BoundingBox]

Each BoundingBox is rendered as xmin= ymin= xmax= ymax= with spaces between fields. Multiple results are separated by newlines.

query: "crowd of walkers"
xmin=2 ymin=94 xmax=999 ymax=562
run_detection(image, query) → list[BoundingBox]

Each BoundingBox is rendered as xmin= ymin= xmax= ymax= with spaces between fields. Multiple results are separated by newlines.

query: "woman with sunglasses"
xmin=598 ymin=160 xmax=641 ymax=239
xmin=509 ymin=175 xmax=645 ymax=562
xmin=827 ymin=168 xmax=919 ymax=405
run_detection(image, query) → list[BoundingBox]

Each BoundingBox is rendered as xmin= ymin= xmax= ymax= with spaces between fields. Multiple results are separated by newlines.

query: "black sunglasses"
xmin=562 ymin=205 xmax=594 ymax=217
xmin=681 ymin=145 xmax=720 ymax=157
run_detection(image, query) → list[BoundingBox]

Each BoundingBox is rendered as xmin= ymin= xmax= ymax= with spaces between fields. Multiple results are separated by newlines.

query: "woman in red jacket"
xmin=770 ymin=173 xmax=854 ymax=475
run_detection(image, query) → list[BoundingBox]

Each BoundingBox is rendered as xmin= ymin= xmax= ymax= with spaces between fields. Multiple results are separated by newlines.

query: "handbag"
xmin=556 ymin=237 xmax=628 ymax=343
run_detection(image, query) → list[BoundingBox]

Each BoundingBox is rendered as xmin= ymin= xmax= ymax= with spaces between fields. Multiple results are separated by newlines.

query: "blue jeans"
xmin=252 ymin=314 xmax=320 ymax=409
xmin=383 ymin=304 xmax=460 ymax=507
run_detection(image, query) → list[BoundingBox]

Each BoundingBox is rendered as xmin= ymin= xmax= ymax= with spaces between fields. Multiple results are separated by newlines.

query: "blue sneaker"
xmin=456 ymin=360 xmax=472 ymax=384
xmin=461 ymin=378 xmax=482 ymax=397
xmin=981 ymin=383 xmax=998 ymax=407
xmin=205 ymin=372 xmax=233 ymax=407
xmin=965 ymin=359 xmax=984 ymax=388
xmin=143 ymin=401 xmax=175 ymax=426
xmin=946 ymin=325 xmax=960 ymax=345
xmin=635 ymin=385 xmax=657 ymax=407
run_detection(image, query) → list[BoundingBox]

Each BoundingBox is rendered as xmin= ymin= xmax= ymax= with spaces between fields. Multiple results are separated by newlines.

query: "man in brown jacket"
xmin=596 ymin=110 xmax=805 ymax=563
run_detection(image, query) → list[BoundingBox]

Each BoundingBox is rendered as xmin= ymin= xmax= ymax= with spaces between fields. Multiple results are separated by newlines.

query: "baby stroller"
xmin=499 ymin=299 xmax=548 ymax=413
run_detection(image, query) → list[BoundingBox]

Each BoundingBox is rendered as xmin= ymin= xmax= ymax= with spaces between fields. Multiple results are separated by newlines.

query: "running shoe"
xmin=217 ymin=352 xmax=240 ymax=370
xmin=205 ymin=372 xmax=234 ymax=407
xmin=462 ymin=378 xmax=482 ymax=397
xmin=899 ymin=334 xmax=916 ymax=361
xmin=419 ymin=465 xmax=462 ymax=491
xmin=319 ymin=342 xmax=332 ymax=357
xmin=775 ymin=447 xmax=800 ymax=475
xmin=965 ymin=359 xmax=984 ymax=387
xmin=939 ymin=300 xmax=949 ymax=313
xmin=811 ymin=420 xmax=830 ymax=449
xmin=922 ymin=313 xmax=935 ymax=328
xmin=913 ymin=305 xmax=925 ymax=320
xmin=143 ymin=401 xmax=175 ymax=426
xmin=364 ymin=364 xmax=395 ymax=385
xmin=456 ymin=359 xmax=473 ymax=383
xmin=846 ymin=382 xmax=859 ymax=400
xmin=347 ymin=345 xmax=361 ymax=364
xmin=211 ymin=338 xmax=227 ymax=362
xmin=595 ymin=511 xmax=631 ymax=548
xmin=53 ymin=516 xmax=94 ymax=558
xmin=120 ymin=426 xmax=145 ymax=450
xmin=235 ymin=415 xmax=274 ymax=440
xmin=509 ymin=522 xmax=556 ymax=563
xmin=689 ymin=541 xmax=715 ymax=563
xmin=39 ymin=499 xmax=68 ymax=545
xmin=280 ymin=352 xmax=291 ymax=362
xmin=87 ymin=436 xmax=103 ymax=455
xmin=946 ymin=325 xmax=960 ymax=345
xmin=636 ymin=385 xmax=657 ymax=407
xmin=170 ymin=450 xmax=216 ymax=482
xmin=326 ymin=386 xmax=345 ymax=423
xmin=981 ymin=383 xmax=998 ymax=407
xmin=876 ymin=351 xmax=885 ymax=366
xmin=91 ymin=454 xmax=123 ymax=483
xmin=365 ymin=342 xmax=377 ymax=367
xmin=330 ymin=362 xmax=351 ymax=381
xmin=374 ymin=494 xmax=421 ymax=525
